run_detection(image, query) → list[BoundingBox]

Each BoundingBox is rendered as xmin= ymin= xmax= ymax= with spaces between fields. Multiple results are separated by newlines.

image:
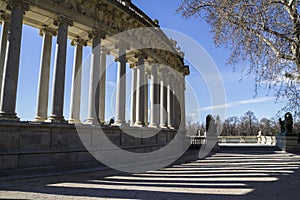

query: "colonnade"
xmin=0 ymin=0 xmax=187 ymax=130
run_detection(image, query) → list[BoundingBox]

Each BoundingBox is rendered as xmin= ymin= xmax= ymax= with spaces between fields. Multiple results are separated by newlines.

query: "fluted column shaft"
xmin=0 ymin=1 xmax=29 ymax=120
xmin=0 ymin=14 xmax=10 ymax=104
xmin=130 ymin=66 xmax=137 ymax=125
xmin=160 ymin=68 xmax=168 ymax=128
xmin=156 ymin=78 xmax=161 ymax=125
xmin=87 ymin=34 xmax=102 ymax=124
xmin=69 ymin=39 xmax=85 ymax=123
xmin=175 ymin=75 xmax=181 ymax=129
xmin=172 ymin=75 xmax=179 ymax=129
xmin=180 ymin=76 xmax=186 ymax=130
xmin=167 ymin=75 xmax=174 ymax=129
xmin=134 ymin=55 xmax=145 ymax=126
xmin=99 ymin=49 xmax=107 ymax=124
xmin=144 ymin=73 xmax=148 ymax=125
xmin=149 ymin=65 xmax=159 ymax=128
xmin=114 ymin=45 xmax=127 ymax=126
xmin=34 ymin=28 xmax=54 ymax=122
xmin=48 ymin=16 xmax=72 ymax=123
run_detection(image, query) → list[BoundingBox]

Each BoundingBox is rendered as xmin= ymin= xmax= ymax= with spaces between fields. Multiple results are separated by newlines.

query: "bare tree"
xmin=243 ymin=111 xmax=258 ymax=135
xmin=178 ymin=0 xmax=300 ymax=113
xmin=260 ymin=117 xmax=277 ymax=136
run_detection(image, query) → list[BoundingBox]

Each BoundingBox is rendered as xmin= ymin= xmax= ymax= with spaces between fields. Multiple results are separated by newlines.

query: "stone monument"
xmin=276 ymin=112 xmax=299 ymax=152
xmin=205 ymin=114 xmax=220 ymax=152
xmin=284 ymin=112 xmax=293 ymax=135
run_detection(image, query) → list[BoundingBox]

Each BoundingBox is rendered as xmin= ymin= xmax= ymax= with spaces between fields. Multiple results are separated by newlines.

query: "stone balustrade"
xmin=190 ymin=136 xmax=277 ymax=148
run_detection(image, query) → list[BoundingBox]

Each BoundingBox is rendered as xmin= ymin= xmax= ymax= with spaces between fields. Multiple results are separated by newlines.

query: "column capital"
xmin=71 ymin=37 xmax=88 ymax=46
xmin=39 ymin=26 xmax=57 ymax=37
xmin=158 ymin=65 xmax=168 ymax=73
xmin=115 ymin=41 xmax=130 ymax=51
xmin=88 ymin=30 xmax=106 ymax=40
xmin=134 ymin=52 xmax=148 ymax=60
xmin=130 ymin=63 xmax=137 ymax=69
xmin=0 ymin=11 xmax=10 ymax=22
xmin=53 ymin=14 xmax=73 ymax=27
xmin=150 ymin=65 xmax=159 ymax=79
xmin=101 ymin=46 xmax=110 ymax=55
xmin=7 ymin=0 xmax=30 ymax=11
xmin=115 ymin=42 xmax=128 ymax=63
xmin=145 ymin=68 xmax=151 ymax=75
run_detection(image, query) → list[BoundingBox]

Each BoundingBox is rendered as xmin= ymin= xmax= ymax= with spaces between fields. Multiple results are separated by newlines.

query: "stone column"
xmin=114 ymin=43 xmax=127 ymax=126
xmin=157 ymin=77 xmax=161 ymax=126
xmin=130 ymin=64 xmax=137 ymax=125
xmin=34 ymin=27 xmax=56 ymax=122
xmin=160 ymin=68 xmax=168 ymax=128
xmin=99 ymin=48 xmax=107 ymax=124
xmin=167 ymin=74 xmax=174 ymax=129
xmin=144 ymin=71 xmax=149 ymax=125
xmin=48 ymin=15 xmax=73 ymax=123
xmin=181 ymin=76 xmax=186 ymax=130
xmin=69 ymin=38 xmax=86 ymax=124
xmin=172 ymin=73 xmax=180 ymax=130
xmin=0 ymin=1 xmax=29 ymax=120
xmin=0 ymin=13 xmax=10 ymax=105
xmin=149 ymin=64 xmax=159 ymax=128
xmin=134 ymin=55 xmax=145 ymax=127
xmin=86 ymin=31 xmax=104 ymax=124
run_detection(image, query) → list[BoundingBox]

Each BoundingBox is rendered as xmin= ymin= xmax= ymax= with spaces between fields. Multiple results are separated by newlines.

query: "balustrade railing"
xmin=189 ymin=136 xmax=277 ymax=148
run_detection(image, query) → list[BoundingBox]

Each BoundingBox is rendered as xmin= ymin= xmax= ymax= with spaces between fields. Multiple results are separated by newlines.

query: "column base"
xmin=33 ymin=116 xmax=48 ymax=122
xmin=99 ymin=120 xmax=106 ymax=125
xmin=160 ymin=124 xmax=168 ymax=129
xmin=84 ymin=118 xmax=100 ymax=125
xmin=0 ymin=112 xmax=20 ymax=121
xmin=46 ymin=115 xmax=67 ymax=123
xmin=149 ymin=123 xmax=158 ymax=128
xmin=133 ymin=121 xmax=145 ymax=127
xmin=68 ymin=119 xmax=81 ymax=124
xmin=112 ymin=120 xmax=126 ymax=126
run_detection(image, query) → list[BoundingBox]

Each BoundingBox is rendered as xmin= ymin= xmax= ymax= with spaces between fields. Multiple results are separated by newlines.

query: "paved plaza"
xmin=1 ymin=149 xmax=300 ymax=200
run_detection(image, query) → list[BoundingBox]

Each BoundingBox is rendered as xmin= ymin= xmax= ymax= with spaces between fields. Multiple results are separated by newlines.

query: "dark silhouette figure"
xmin=284 ymin=112 xmax=293 ymax=135
xmin=108 ymin=117 xmax=115 ymax=126
xmin=279 ymin=118 xmax=285 ymax=133
xmin=206 ymin=115 xmax=216 ymax=134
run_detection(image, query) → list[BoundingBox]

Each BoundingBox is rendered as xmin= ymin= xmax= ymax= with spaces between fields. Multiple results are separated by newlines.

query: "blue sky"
xmin=3 ymin=0 xmax=286 ymax=123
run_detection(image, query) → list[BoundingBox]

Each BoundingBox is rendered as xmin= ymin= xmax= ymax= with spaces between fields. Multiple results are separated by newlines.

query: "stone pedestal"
xmin=285 ymin=136 xmax=300 ymax=152
xmin=277 ymin=134 xmax=300 ymax=153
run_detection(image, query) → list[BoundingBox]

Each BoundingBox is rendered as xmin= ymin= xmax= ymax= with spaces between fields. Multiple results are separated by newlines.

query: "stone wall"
xmin=0 ymin=121 xmax=184 ymax=178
